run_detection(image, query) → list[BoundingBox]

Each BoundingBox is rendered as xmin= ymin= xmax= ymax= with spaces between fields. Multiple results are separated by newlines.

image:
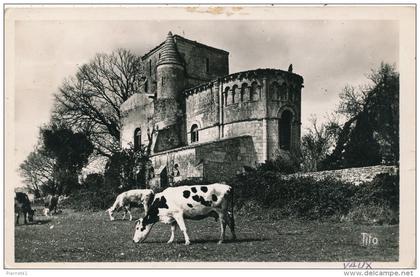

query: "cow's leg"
xmin=15 ymin=212 xmax=19 ymax=225
xmin=226 ymin=211 xmax=237 ymax=240
xmin=23 ymin=212 xmax=27 ymax=224
xmin=167 ymin=222 xmax=177 ymax=244
xmin=126 ymin=206 xmax=133 ymax=221
xmin=173 ymin=214 xmax=190 ymax=245
xmin=142 ymin=202 xmax=149 ymax=217
xmin=108 ymin=200 xmax=121 ymax=221
xmin=218 ymin=212 xmax=227 ymax=244
xmin=122 ymin=206 xmax=128 ymax=220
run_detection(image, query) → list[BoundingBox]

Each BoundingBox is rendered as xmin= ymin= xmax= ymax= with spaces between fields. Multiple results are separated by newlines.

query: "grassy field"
xmin=15 ymin=207 xmax=399 ymax=263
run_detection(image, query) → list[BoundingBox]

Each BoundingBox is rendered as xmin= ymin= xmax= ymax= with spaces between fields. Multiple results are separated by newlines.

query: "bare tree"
xmin=301 ymin=115 xmax=339 ymax=172
xmin=53 ymin=48 xmax=145 ymax=157
xmin=19 ymin=147 xmax=55 ymax=197
xmin=337 ymin=85 xmax=368 ymax=120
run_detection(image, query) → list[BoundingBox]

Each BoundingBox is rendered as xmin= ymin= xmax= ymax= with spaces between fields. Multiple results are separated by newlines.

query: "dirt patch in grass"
xmin=14 ymin=208 xmax=398 ymax=263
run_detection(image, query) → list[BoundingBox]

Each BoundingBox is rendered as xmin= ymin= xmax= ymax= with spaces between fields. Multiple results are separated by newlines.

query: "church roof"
xmin=156 ymin=32 xmax=183 ymax=66
xmin=142 ymin=33 xmax=228 ymax=61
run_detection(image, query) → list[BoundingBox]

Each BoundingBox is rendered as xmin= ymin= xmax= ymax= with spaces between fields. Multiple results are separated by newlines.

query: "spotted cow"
xmin=133 ymin=183 xmax=236 ymax=245
xmin=15 ymin=192 xmax=35 ymax=225
xmin=107 ymin=189 xmax=154 ymax=221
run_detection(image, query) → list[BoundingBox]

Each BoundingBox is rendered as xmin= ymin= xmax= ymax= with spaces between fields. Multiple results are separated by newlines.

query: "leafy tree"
xmin=53 ymin=49 xmax=145 ymax=157
xmin=104 ymin=143 xmax=152 ymax=193
xmin=322 ymin=62 xmax=399 ymax=169
xmin=41 ymin=124 xmax=94 ymax=194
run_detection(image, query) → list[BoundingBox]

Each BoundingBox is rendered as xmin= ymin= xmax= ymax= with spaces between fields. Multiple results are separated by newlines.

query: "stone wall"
xmin=175 ymin=36 xmax=229 ymax=85
xmin=150 ymin=136 xmax=257 ymax=188
xmin=185 ymin=83 xmax=220 ymax=144
xmin=120 ymin=93 xmax=154 ymax=149
xmin=285 ymin=165 xmax=399 ymax=185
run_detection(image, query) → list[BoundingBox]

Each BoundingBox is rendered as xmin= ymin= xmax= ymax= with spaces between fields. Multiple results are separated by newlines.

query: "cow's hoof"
xmin=184 ymin=241 xmax=191 ymax=246
xmin=167 ymin=240 xmax=174 ymax=244
xmin=110 ymin=218 xmax=115 ymax=221
xmin=217 ymin=240 xmax=223 ymax=244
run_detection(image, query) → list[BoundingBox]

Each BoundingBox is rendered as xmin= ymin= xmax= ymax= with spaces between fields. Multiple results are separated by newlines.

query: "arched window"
xmin=279 ymin=111 xmax=293 ymax=150
xmin=231 ymin=85 xmax=238 ymax=104
xmin=172 ymin=164 xmax=180 ymax=177
xmin=250 ymin=81 xmax=260 ymax=101
xmin=270 ymin=82 xmax=280 ymax=100
xmin=224 ymin=87 xmax=229 ymax=106
xmin=134 ymin=128 xmax=141 ymax=151
xmin=280 ymin=83 xmax=288 ymax=101
xmin=240 ymin=83 xmax=249 ymax=102
xmin=191 ymin=124 xmax=199 ymax=143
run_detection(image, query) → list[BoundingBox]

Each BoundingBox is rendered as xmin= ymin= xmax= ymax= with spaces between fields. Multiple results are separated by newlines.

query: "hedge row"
xmin=231 ymin=168 xmax=399 ymax=224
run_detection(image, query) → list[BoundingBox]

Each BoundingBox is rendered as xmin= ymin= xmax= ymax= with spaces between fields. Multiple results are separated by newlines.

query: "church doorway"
xmin=279 ymin=110 xmax=293 ymax=150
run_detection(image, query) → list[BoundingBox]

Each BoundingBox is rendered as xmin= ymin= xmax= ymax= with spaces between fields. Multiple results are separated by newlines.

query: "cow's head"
xmin=28 ymin=209 xmax=35 ymax=222
xmin=133 ymin=219 xmax=153 ymax=243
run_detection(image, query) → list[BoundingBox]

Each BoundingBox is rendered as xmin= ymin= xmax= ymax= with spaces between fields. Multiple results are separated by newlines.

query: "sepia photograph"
xmin=4 ymin=5 xmax=416 ymax=269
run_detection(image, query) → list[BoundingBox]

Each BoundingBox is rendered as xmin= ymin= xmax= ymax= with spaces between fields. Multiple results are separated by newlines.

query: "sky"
xmin=12 ymin=18 xmax=398 ymax=188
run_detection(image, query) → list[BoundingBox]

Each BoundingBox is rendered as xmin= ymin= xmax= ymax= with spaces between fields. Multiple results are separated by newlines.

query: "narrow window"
xmin=149 ymin=60 xmax=152 ymax=76
xmin=279 ymin=111 xmax=293 ymax=150
xmin=232 ymin=85 xmax=238 ymax=104
xmin=250 ymin=82 xmax=259 ymax=101
xmin=134 ymin=128 xmax=142 ymax=151
xmin=144 ymin=80 xmax=148 ymax=93
xmin=191 ymin=124 xmax=199 ymax=143
xmin=224 ymin=87 xmax=230 ymax=106
xmin=206 ymin=58 xmax=210 ymax=73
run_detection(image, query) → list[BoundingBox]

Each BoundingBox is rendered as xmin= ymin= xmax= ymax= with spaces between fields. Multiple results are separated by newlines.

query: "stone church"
xmin=120 ymin=32 xmax=304 ymax=188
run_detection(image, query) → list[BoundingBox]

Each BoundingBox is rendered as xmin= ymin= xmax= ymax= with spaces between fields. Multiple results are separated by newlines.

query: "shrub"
xmin=60 ymin=187 xmax=116 ymax=212
xmin=230 ymin=165 xmax=399 ymax=223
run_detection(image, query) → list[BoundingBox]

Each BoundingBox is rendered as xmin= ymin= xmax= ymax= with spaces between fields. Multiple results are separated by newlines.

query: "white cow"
xmin=107 ymin=189 xmax=154 ymax=221
xmin=133 ymin=183 xmax=236 ymax=245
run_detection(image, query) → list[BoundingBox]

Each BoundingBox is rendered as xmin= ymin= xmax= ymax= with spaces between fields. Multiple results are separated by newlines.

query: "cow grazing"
xmin=15 ymin=192 xmax=35 ymax=225
xmin=107 ymin=189 xmax=154 ymax=221
xmin=43 ymin=194 xmax=59 ymax=216
xmin=133 ymin=183 xmax=236 ymax=245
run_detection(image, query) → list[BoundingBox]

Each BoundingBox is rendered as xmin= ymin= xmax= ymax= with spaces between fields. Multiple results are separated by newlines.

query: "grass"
xmin=15 ymin=207 xmax=398 ymax=263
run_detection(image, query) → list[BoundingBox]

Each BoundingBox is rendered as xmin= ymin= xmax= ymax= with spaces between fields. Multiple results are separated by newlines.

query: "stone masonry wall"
xmin=185 ymin=84 xmax=220 ymax=144
xmin=285 ymin=165 xmax=399 ymax=185
xmin=120 ymin=93 xmax=154 ymax=149
xmin=150 ymin=136 xmax=257 ymax=188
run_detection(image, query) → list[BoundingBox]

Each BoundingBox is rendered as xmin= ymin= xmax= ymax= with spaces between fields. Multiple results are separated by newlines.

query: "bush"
xmin=230 ymin=166 xmax=399 ymax=223
xmin=60 ymin=188 xmax=116 ymax=212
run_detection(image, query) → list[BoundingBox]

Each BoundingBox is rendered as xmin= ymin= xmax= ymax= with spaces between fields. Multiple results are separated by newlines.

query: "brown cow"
xmin=15 ymin=192 xmax=35 ymax=224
